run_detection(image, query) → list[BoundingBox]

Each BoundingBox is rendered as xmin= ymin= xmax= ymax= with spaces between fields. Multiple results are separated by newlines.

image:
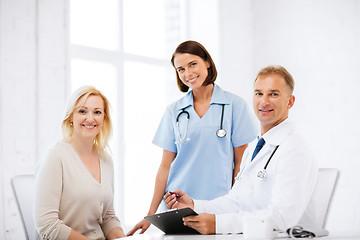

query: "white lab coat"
xmin=194 ymin=119 xmax=319 ymax=234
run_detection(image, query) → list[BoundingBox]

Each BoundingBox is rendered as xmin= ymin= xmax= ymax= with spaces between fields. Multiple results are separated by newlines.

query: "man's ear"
xmin=288 ymin=95 xmax=295 ymax=109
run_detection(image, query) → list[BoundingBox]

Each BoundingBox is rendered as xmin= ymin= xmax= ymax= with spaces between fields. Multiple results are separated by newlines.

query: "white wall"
xmin=181 ymin=0 xmax=220 ymax=68
xmin=218 ymin=0 xmax=255 ymax=102
xmin=0 ymin=0 xmax=68 ymax=239
xmin=219 ymin=0 xmax=360 ymax=233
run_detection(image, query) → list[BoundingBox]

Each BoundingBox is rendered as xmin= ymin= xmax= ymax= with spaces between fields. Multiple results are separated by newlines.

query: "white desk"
xmin=124 ymin=232 xmax=360 ymax=240
xmin=122 ymin=224 xmax=360 ymax=240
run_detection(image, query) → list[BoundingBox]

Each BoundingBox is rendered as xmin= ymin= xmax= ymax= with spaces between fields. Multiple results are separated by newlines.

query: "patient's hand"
xmin=126 ymin=219 xmax=150 ymax=236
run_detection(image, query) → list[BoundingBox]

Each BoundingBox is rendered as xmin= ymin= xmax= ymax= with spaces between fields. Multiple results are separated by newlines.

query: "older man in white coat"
xmin=164 ymin=65 xmax=319 ymax=235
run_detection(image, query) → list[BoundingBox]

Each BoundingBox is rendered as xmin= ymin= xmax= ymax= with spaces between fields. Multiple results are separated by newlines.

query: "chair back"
xmin=11 ymin=175 xmax=39 ymax=240
xmin=298 ymin=168 xmax=339 ymax=229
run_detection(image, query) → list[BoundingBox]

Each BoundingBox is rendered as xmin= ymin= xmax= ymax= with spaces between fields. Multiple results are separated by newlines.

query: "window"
xmin=69 ymin=0 xmax=183 ymax=225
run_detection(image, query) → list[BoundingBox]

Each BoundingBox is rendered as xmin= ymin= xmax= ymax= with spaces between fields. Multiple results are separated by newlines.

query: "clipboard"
xmin=144 ymin=208 xmax=200 ymax=234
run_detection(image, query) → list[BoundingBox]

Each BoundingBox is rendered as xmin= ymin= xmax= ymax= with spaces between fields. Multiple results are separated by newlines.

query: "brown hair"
xmin=171 ymin=40 xmax=217 ymax=92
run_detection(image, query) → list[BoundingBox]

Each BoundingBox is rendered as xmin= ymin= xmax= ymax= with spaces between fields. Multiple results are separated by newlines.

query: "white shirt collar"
xmin=259 ymin=118 xmax=294 ymax=147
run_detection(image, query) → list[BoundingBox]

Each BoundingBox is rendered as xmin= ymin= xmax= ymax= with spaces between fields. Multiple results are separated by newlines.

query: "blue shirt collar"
xmin=176 ymin=84 xmax=230 ymax=110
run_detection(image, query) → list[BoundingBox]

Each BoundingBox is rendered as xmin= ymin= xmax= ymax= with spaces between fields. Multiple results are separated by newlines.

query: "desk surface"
xmin=122 ymin=224 xmax=360 ymax=240
xmin=125 ymin=233 xmax=360 ymax=240
xmin=125 ymin=231 xmax=360 ymax=240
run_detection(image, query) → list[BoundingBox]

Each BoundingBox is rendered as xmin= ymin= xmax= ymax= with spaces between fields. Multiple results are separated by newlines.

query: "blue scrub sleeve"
xmin=152 ymin=106 xmax=177 ymax=153
xmin=231 ymin=99 xmax=258 ymax=148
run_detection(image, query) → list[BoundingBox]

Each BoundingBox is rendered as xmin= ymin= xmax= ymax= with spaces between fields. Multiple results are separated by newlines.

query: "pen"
xmin=169 ymin=191 xmax=180 ymax=198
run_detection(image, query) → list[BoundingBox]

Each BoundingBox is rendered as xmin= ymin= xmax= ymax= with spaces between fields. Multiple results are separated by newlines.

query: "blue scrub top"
xmin=153 ymin=84 xmax=257 ymax=208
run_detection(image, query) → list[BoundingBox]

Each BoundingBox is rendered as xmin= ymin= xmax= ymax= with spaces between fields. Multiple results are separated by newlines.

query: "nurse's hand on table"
xmin=164 ymin=189 xmax=194 ymax=209
xmin=183 ymin=213 xmax=216 ymax=235
xmin=126 ymin=219 xmax=150 ymax=236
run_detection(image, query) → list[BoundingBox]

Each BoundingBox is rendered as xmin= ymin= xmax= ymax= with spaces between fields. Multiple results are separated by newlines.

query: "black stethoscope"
xmin=175 ymin=104 xmax=226 ymax=144
xmin=235 ymin=144 xmax=280 ymax=181
xmin=257 ymin=145 xmax=280 ymax=181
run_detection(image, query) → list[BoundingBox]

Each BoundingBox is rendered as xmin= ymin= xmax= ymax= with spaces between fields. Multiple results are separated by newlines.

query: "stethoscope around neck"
xmin=235 ymin=144 xmax=280 ymax=181
xmin=175 ymin=104 xmax=226 ymax=144
xmin=256 ymin=145 xmax=279 ymax=181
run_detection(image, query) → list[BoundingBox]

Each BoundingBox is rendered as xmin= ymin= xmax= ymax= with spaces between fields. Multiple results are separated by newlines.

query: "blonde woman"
xmin=34 ymin=86 xmax=125 ymax=240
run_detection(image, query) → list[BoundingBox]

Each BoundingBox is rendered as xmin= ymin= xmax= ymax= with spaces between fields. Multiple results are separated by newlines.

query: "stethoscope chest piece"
xmin=256 ymin=145 xmax=280 ymax=181
xmin=216 ymin=104 xmax=226 ymax=138
xmin=216 ymin=129 xmax=227 ymax=138
xmin=257 ymin=169 xmax=267 ymax=181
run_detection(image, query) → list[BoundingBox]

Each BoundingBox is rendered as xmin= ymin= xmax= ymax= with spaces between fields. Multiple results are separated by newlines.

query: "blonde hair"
xmin=255 ymin=65 xmax=295 ymax=94
xmin=61 ymin=86 xmax=112 ymax=156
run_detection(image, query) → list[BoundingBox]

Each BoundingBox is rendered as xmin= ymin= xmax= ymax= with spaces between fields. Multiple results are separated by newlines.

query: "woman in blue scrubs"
xmin=127 ymin=41 xmax=257 ymax=235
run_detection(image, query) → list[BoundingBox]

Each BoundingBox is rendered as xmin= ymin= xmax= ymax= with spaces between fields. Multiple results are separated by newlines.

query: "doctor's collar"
xmin=259 ymin=118 xmax=293 ymax=146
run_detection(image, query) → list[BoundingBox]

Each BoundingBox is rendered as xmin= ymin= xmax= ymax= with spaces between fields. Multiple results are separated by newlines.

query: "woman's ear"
xmin=206 ymin=60 xmax=211 ymax=69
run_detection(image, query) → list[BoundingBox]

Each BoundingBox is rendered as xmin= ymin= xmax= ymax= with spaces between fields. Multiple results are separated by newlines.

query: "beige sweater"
xmin=34 ymin=140 xmax=121 ymax=240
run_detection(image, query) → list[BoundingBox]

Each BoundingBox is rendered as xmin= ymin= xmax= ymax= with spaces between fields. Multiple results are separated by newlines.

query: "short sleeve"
xmin=231 ymin=98 xmax=258 ymax=148
xmin=152 ymin=105 xmax=177 ymax=153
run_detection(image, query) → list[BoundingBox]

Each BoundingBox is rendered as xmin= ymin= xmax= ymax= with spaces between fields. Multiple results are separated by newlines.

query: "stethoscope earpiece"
xmin=175 ymin=109 xmax=190 ymax=144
